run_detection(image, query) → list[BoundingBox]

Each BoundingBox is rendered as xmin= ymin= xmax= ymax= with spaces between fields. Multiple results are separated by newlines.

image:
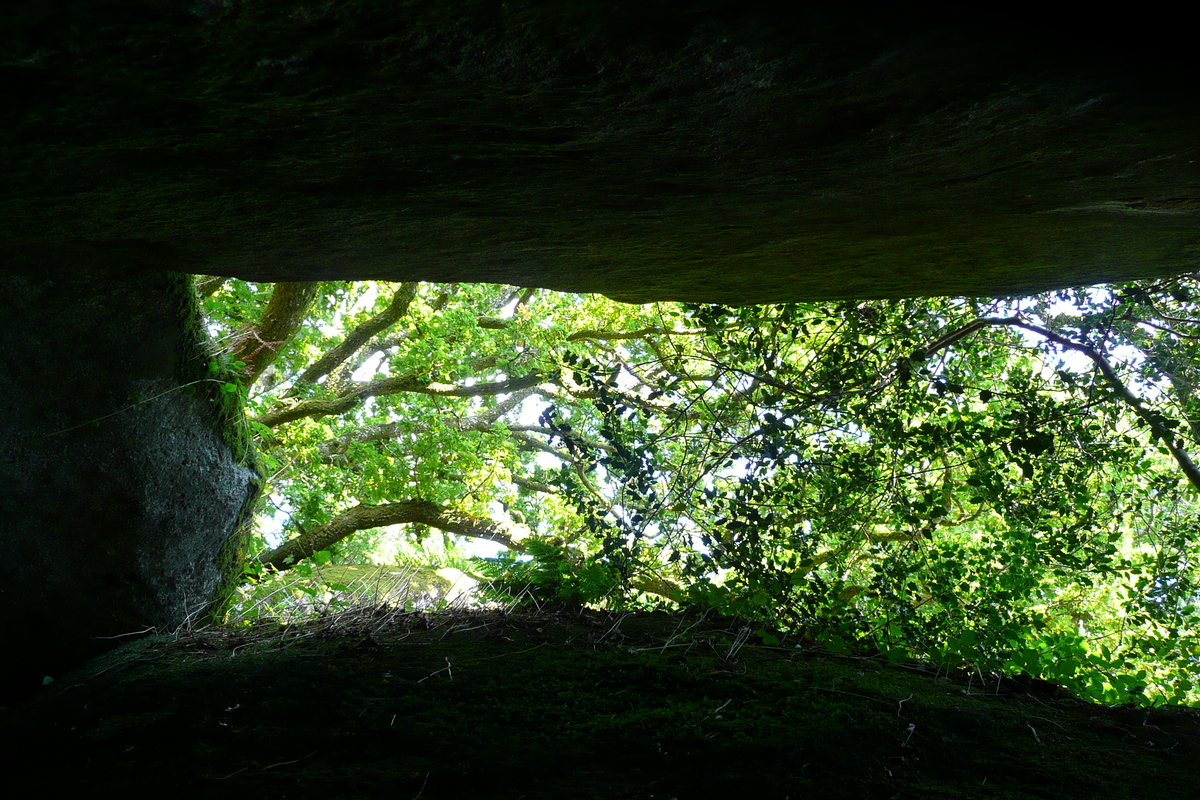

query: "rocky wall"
xmin=0 ymin=261 xmax=259 ymax=695
xmin=2 ymin=4 xmax=1197 ymax=303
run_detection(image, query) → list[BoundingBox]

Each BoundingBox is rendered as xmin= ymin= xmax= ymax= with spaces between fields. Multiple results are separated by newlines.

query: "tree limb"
xmin=1133 ymin=318 xmax=1200 ymax=342
xmin=233 ymin=282 xmax=322 ymax=386
xmin=195 ymin=275 xmax=229 ymax=298
xmin=254 ymin=496 xmax=689 ymax=604
xmin=477 ymin=316 xmax=512 ymax=330
xmin=316 ymin=389 xmax=539 ymax=461
xmin=1000 ymin=317 xmax=1200 ymax=493
xmin=513 ymin=477 xmax=560 ymax=495
xmin=514 ymin=287 xmax=537 ymax=312
xmin=257 ymin=500 xmax=527 ymax=572
xmin=567 ymin=326 xmax=702 ymax=342
xmin=255 ymin=371 xmax=547 ymax=428
xmin=290 ymin=282 xmax=419 ymax=394
xmin=906 ymin=316 xmax=1200 ymax=493
xmin=508 ymin=431 xmax=579 ymax=464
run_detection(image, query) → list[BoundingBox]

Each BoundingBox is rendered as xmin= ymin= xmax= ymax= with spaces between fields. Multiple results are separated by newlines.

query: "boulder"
xmin=0 ymin=261 xmax=259 ymax=694
xmin=1 ymin=1 xmax=1197 ymax=698
xmin=1 ymin=4 xmax=1197 ymax=302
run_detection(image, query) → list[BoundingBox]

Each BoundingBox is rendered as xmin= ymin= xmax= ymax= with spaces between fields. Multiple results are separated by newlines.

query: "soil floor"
xmin=2 ymin=607 xmax=1198 ymax=799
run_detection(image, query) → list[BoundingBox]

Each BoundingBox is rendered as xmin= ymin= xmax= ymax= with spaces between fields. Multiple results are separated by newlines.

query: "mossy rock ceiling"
xmin=2 ymin=3 xmax=1197 ymax=302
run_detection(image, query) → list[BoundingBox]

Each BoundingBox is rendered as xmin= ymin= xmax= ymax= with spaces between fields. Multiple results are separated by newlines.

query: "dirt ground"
xmin=3 ymin=607 xmax=1198 ymax=799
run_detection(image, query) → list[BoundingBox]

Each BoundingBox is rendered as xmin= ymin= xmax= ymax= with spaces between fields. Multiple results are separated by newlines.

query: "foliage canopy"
xmin=200 ymin=275 xmax=1200 ymax=706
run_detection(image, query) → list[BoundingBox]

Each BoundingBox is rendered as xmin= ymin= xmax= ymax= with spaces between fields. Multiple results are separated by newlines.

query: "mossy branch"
xmin=256 ymin=500 xmax=526 ymax=572
xmin=255 ymin=371 xmax=547 ymax=428
xmin=289 ymin=282 xmax=419 ymax=394
xmin=233 ymin=282 xmax=321 ymax=386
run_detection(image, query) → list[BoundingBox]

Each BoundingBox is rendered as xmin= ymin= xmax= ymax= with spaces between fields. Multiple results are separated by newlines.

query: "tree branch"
xmin=256 ymin=500 xmax=527 ymax=572
xmin=508 ymin=431 xmax=579 ymax=464
xmin=195 ymin=275 xmax=229 ymax=298
xmin=902 ymin=316 xmax=1200 ymax=493
xmin=514 ymin=287 xmax=538 ymax=312
xmin=316 ymin=389 xmax=539 ymax=461
xmin=567 ymin=326 xmax=702 ymax=342
xmin=255 ymin=371 xmax=547 ymax=428
xmin=290 ymin=282 xmax=419 ymax=394
xmin=233 ymin=282 xmax=322 ymax=386
xmin=1001 ymin=317 xmax=1200 ymax=493
xmin=1134 ymin=318 xmax=1200 ymax=341
xmin=513 ymin=477 xmax=560 ymax=495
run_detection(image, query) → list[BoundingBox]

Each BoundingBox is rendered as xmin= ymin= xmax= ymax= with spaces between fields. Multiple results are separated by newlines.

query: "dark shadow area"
xmin=4 ymin=608 xmax=1197 ymax=798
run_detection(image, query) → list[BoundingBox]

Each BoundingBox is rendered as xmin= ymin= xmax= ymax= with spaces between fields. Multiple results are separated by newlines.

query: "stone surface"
xmin=0 ymin=262 xmax=259 ymax=690
xmin=0 ymin=0 xmax=1197 ymax=704
xmin=2 ymin=4 xmax=1197 ymax=302
xmin=6 ymin=610 xmax=1200 ymax=797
